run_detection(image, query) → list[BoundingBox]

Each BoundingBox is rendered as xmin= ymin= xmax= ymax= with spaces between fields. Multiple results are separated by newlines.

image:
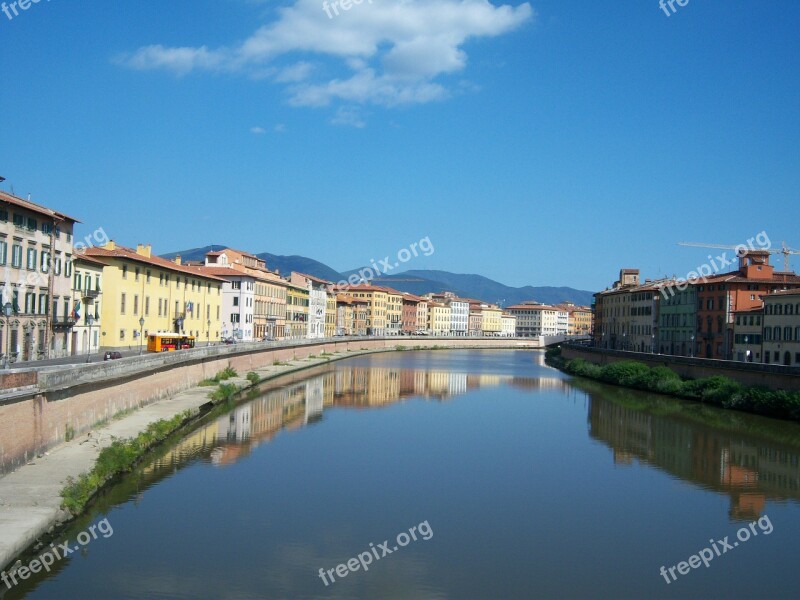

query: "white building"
xmin=71 ymin=255 xmax=104 ymax=357
xmin=500 ymin=314 xmax=516 ymax=337
xmin=290 ymin=273 xmax=328 ymax=339
xmin=506 ymin=303 xmax=566 ymax=337
xmin=0 ymin=190 xmax=78 ymax=363
xmin=200 ymin=264 xmax=255 ymax=341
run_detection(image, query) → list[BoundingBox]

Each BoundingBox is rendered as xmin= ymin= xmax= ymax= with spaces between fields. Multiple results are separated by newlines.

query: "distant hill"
xmin=161 ymin=245 xmax=341 ymax=281
xmin=161 ymin=247 xmax=594 ymax=307
xmin=363 ymin=269 xmax=594 ymax=306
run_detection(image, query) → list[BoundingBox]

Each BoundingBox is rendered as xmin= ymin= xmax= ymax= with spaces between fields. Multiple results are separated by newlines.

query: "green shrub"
xmin=246 ymin=372 xmax=260 ymax=384
xmin=209 ymin=383 xmax=238 ymax=403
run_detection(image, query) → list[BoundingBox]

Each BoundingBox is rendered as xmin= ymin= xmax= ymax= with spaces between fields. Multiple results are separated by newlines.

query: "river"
xmin=9 ymin=350 xmax=800 ymax=599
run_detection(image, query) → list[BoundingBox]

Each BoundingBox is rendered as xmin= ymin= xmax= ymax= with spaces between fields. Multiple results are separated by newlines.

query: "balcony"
xmin=83 ymin=289 xmax=100 ymax=300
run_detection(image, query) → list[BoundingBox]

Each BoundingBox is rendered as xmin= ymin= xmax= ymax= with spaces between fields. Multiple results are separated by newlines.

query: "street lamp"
xmin=2 ymin=302 xmax=12 ymax=369
xmin=652 ymin=334 xmax=655 ymax=354
xmin=622 ymin=331 xmax=627 ymax=351
xmin=138 ymin=317 xmax=145 ymax=355
xmin=86 ymin=315 xmax=95 ymax=363
xmin=690 ymin=334 xmax=695 ymax=357
xmin=207 ymin=319 xmax=211 ymax=346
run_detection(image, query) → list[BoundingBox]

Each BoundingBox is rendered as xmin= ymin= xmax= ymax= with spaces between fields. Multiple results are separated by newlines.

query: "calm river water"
xmin=10 ymin=350 xmax=800 ymax=599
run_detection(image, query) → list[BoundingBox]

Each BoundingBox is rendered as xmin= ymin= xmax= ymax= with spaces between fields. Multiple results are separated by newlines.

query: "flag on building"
xmin=72 ymin=299 xmax=81 ymax=320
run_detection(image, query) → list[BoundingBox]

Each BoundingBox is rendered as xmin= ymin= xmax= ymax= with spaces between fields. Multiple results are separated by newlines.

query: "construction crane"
xmin=678 ymin=241 xmax=800 ymax=272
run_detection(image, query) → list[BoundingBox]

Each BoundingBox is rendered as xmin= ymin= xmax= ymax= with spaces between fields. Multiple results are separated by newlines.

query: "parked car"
xmin=104 ymin=351 xmax=122 ymax=361
xmin=223 ymin=338 xmax=236 ymax=345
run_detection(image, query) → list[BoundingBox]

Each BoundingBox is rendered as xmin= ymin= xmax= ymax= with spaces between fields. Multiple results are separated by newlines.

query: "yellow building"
xmin=385 ymin=288 xmax=403 ymax=335
xmin=325 ymin=293 xmax=337 ymax=338
xmin=285 ymin=283 xmax=309 ymax=339
xmin=336 ymin=284 xmax=388 ymax=335
xmin=84 ymin=243 xmax=223 ymax=349
xmin=428 ymin=302 xmax=452 ymax=335
xmin=481 ymin=304 xmax=503 ymax=336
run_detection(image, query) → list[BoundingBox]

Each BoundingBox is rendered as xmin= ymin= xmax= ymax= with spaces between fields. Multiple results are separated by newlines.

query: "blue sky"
xmin=1 ymin=0 xmax=798 ymax=291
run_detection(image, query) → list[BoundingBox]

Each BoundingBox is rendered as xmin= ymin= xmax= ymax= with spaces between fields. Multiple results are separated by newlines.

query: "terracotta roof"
xmin=75 ymin=254 xmax=109 ymax=268
xmin=292 ymin=272 xmax=333 ymax=286
xmin=84 ymin=245 xmax=226 ymax=281
xmin=764 ymin=289 xmax=800 ymax=298
xmin=0 ymin=190 xmax=80 ymax=223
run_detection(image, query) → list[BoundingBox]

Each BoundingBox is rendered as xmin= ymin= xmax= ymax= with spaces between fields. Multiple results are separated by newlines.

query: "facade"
xmin=427 ymin=302 xmax=452 ymax=335
xmin=336 ymin=284 xmax=388 ymax=335
xmin=386 ymin=288 xmax=403 ymax=336
xmin=401 ymin=294 xmax=421 ymax=334
xmin=506 ymin=303 xmax=564 ymax=337
xmin=290 ymin=273 xmax=329 ymax=339
xmin=762 ymin=290 xmax=800 ymax=366
xmin=285 ymin=283 xmax=310 ymax=339
xmin=481 ymin=304 xmax=503 ymax=336
xmin=428 ymin=293 xmax=469 ymax=336
xmin=732 ymin=307 xmax=763 ymax=363
xmin=556 ymin=303 xmax=593 ymax=337
xmin=694 ymin=252 xmax=800 ymax=360
xmin=84 ymin=243 xmax=224 ymax=350
xmin=335 ymin=295 xmax=368 ymax=336
xmin=198 ymin=268 xmax=256 ymax=341
xmin=657 ymin=284 xmax=696 ymax=356
xmin=204 ymin=248 xmax=287 ymax=339
xmin=70 ymin=256 xmax=104 ymax=357
xmin=325 ymin=294 xmax=337 ymax=338
xmin=0 ymin=190 xmax=79 ymax=363
xmin=500 ymin=313 xmax=516 ymax=337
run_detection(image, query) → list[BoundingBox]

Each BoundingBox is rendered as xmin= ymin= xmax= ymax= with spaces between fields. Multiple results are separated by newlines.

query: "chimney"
xmin=104 ymin=240 xmax=116 ymax=251
xmin=136 ymin=244 xmax=152 ymax=258
xmin=174 ymin=255 xmax=182 ymax=266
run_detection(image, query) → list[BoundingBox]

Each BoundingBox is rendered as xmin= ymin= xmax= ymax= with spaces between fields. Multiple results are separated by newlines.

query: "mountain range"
xmin=161 ymin=246 xmax=594 ymax=307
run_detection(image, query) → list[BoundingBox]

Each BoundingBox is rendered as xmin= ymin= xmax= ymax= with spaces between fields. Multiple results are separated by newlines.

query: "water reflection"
xmin=143 ymin=362 xmax=569 ymax=475
xmin=586 ymin=385 xmax=800 ymax=521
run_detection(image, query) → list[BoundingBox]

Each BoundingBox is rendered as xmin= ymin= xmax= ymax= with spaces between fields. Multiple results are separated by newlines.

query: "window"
xmin=26 ymin=248 xmax=36 ymax=271
xmin=785 ymin=327 xmax=793 ymax=342
xmin=38 ymin=294 xmax=48 ymax=315
xmin=41 ymin=223 xmax=52 ymax=235
xmin=774 ymin=326 xmax=781 ymax=341
xmin=75 ymin=273 xmax=82 ymax=291
xmin=27 ymin=217 xmax=37 ymax=231
xmin=122 ymin=265 xmax=128 ymax=279
xmin=146 ymin=269 xmax=151 ymax=283
xmin=121 ymin=293 xmax=126 ymax=315
xmin=54 ymin=257 xmax=62 ymax=275
xmin=133 ymin=295 xmax=139 ymax=316
xmin=65 ymin=257 xmax=73 ymax=277
xmin=11 ymin=244 xmax=22 ymax=268
xmin=13 ymin=214 xmax=23 ymax=227
xmin=233 ymin=296 xmax=239 ymax=307
xmin=135 ymin=267 xmax=140 ymax=281
xmin=0 ymin=209 xmax=7 ymax=222
xmin=0 ymin=241 xmax=6 ymax=265
xmin=40 ymin=251 xmax=50 ymax=273
xmin=24 ymin=293 xmax=35 ymax=313
xmin=120 ymin=329 xmax=125 ymax=341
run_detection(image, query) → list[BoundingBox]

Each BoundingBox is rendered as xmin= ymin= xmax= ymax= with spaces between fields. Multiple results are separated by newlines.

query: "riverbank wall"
xmin=561 ymin=345 xmax=800 ymax=392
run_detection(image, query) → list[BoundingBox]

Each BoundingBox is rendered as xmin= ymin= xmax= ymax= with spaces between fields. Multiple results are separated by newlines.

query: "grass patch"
xmin=561 ymin=356 xmax=800 ymax=422
xmin=199 ymin=366 xmax=238 ymax=386
xmin=246 ymin=371 xmax=260 ymax=384
xmin=60 ymin=411 xmax=192 ymax=515
xmin=65 ymin=424 xmax=75 ymax=443
xmin=209 ymin=383 xmax=239 ymax=403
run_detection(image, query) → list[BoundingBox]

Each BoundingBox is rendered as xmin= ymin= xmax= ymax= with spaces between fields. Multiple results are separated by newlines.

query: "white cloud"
xmin=119 ymin=0 xmax=533 ymax=110
xmin=250 ymin=126 xmax=266 ymax=134
xmin=331 ymin=106 xmax=366 ymax=128
xmin=274 ymin=123 xmax=287 ymax=133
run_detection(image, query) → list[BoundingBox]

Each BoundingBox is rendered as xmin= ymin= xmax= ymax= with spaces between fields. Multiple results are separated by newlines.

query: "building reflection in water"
xmin=142 ymin=363 xmax=568 ymax=475
xmin=588 ymin=392 xmax=800 ymax=521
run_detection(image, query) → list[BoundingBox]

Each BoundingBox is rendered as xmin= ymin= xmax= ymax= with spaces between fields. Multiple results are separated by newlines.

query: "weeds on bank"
xmin=560 ymin=353 xmax=800 ymax=422
xmin=199 ymin=366 xmax=238 ymax=386
xmin=60 ymin=411 xmax=192 ymax=515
